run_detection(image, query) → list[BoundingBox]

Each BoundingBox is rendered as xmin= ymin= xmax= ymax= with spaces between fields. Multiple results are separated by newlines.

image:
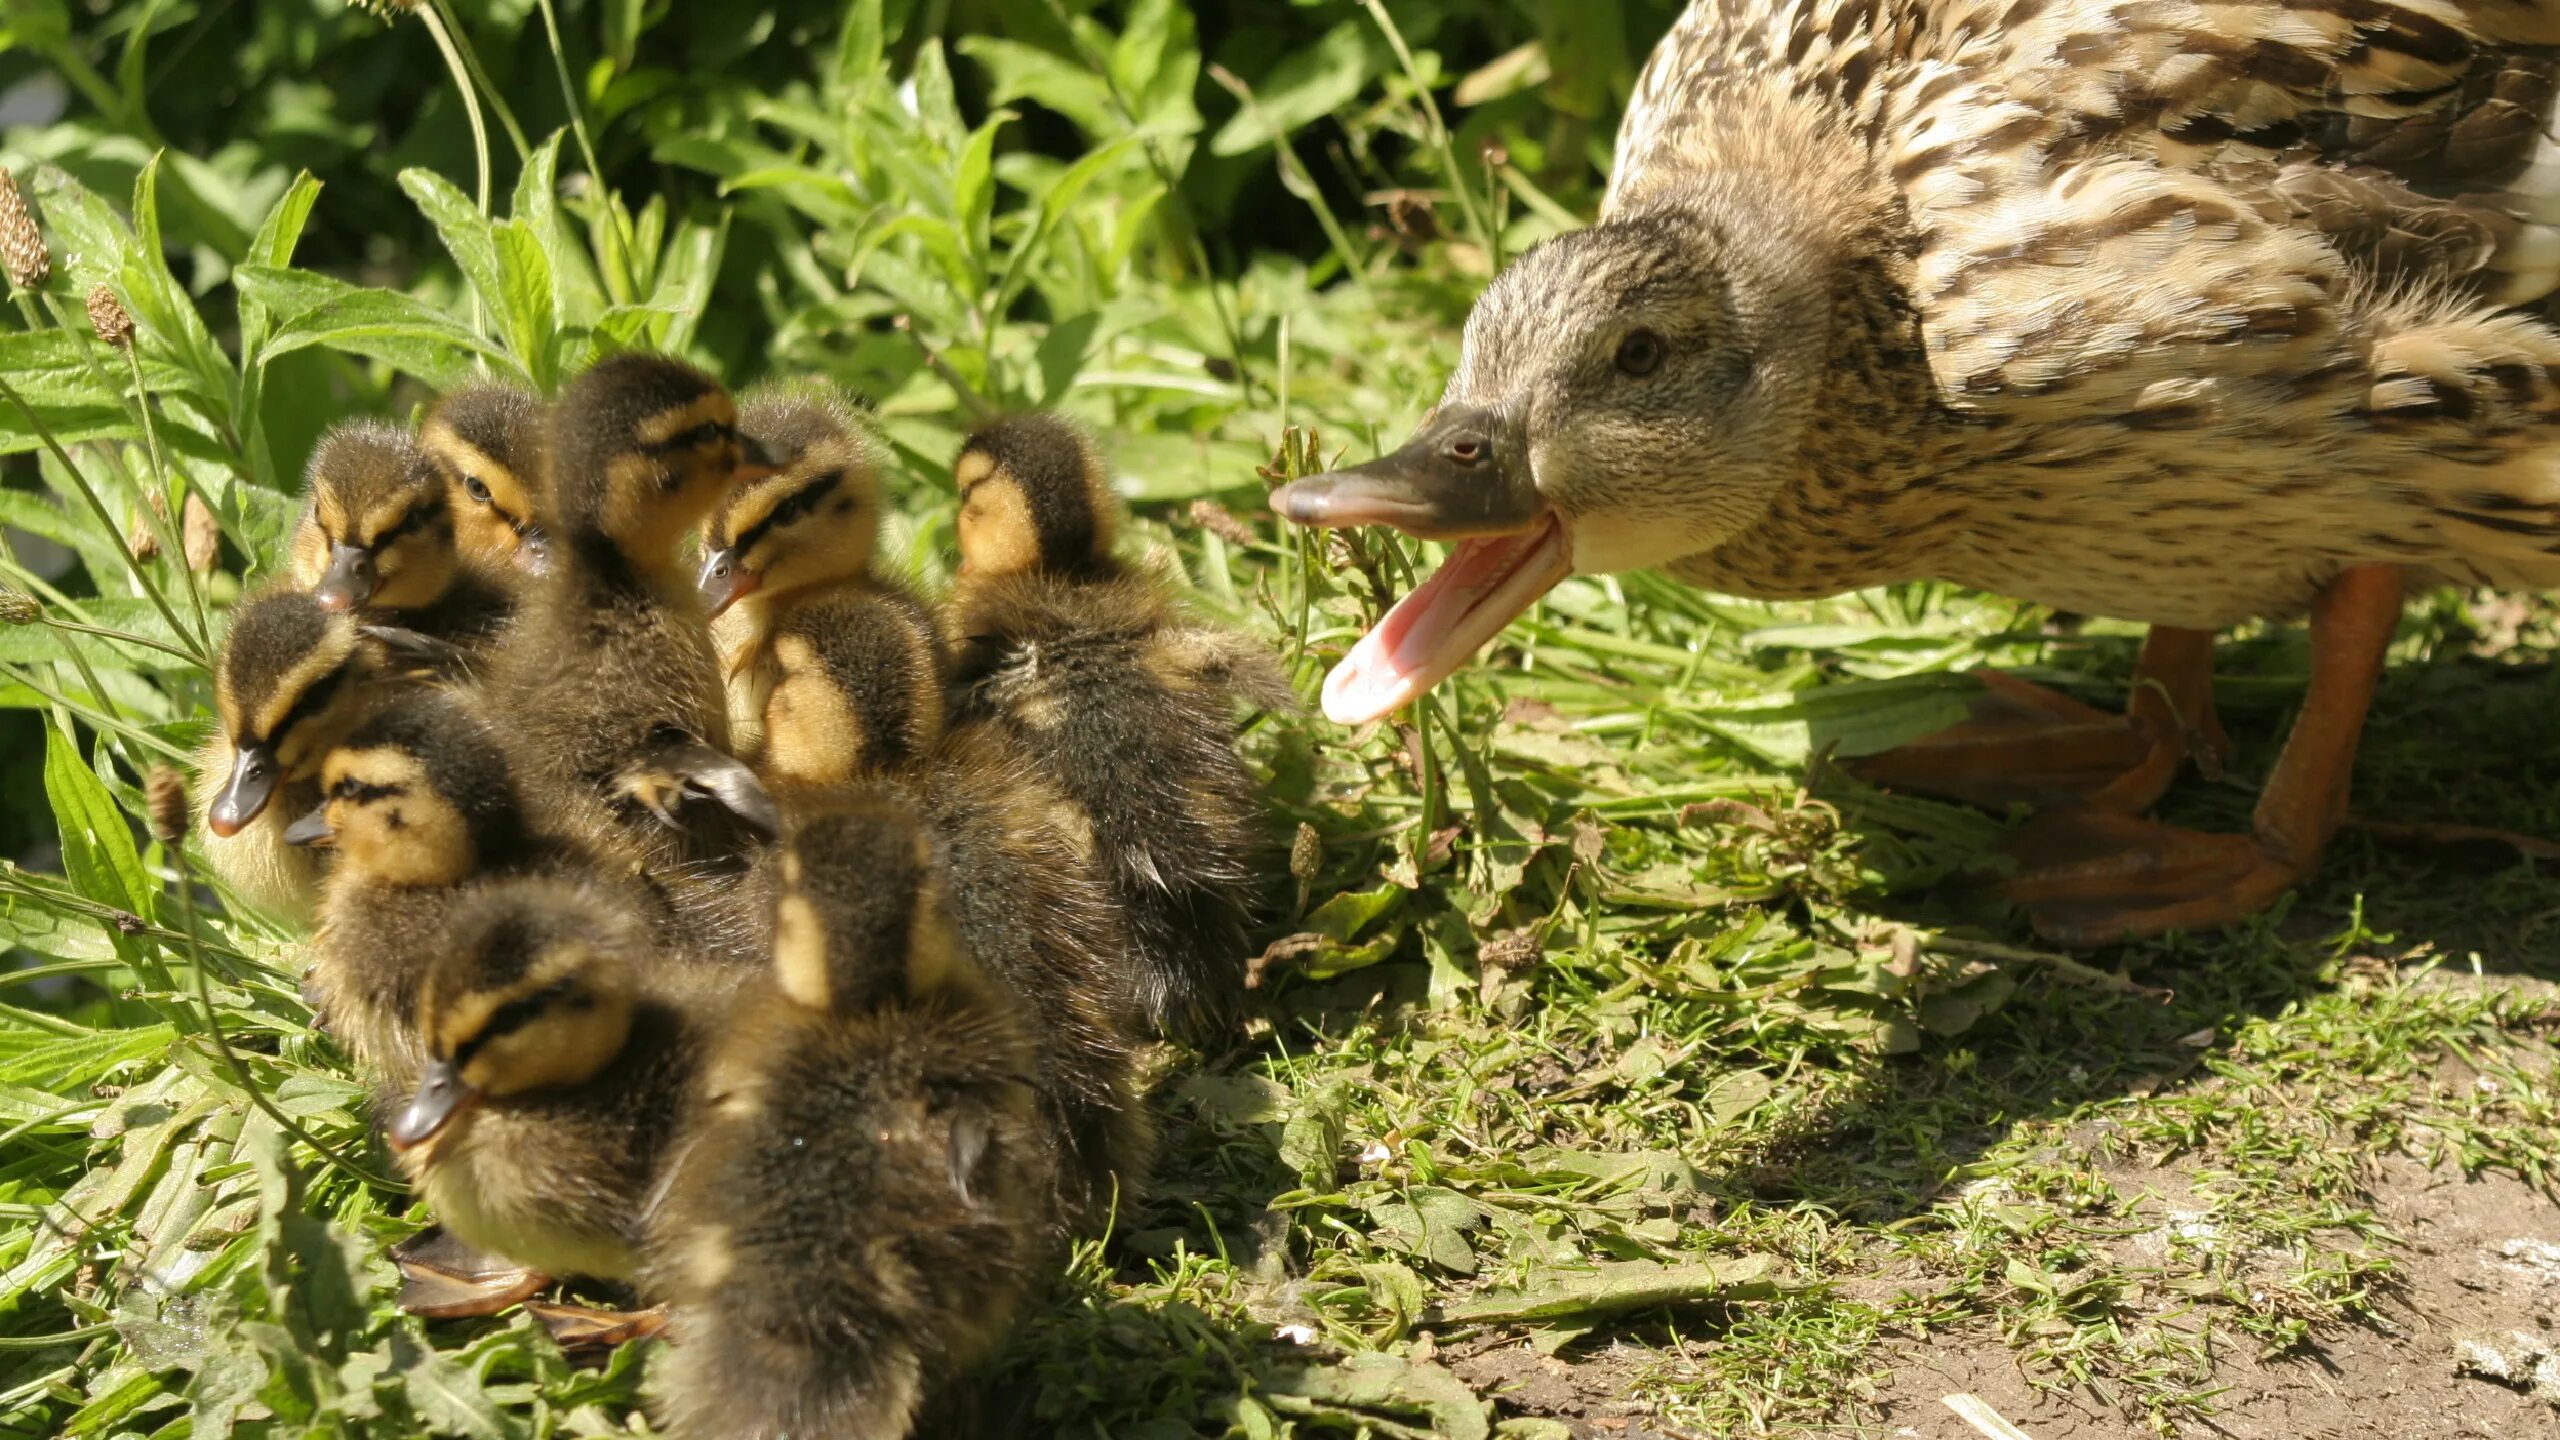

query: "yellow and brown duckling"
xmin=419 ymin=380 xmax=551 ymax=577
xmin=947 ymin=414 xmax=1289 ymax=1045
xmin=647 ymin=798 xmax=1056 ymax=1440
xmin=286 ymin=691 xmax=612 ymax=1101
xmin=483 ymin=352 xmax=780 ymax=865
xmin=192 ymin=586 xmax=418 ymax=921
xmin=698 ymin=391 xmax=944 ymax=800
xmin=286 ymin=421 xmax=515 ymax=655
xmin=386 ymin=873 xmax=733 ymax=1293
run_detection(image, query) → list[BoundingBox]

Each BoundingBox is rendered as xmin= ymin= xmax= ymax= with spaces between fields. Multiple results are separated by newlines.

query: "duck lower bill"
xmin=1322 ymin=515 xmax=1571 ymax=725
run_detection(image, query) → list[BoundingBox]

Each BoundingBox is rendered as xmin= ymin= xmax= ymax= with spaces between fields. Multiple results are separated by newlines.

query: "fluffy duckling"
xmin=285 ymin=691 xmax=606 ymax=1099
xmin=946 ymin=415 xmax=1289 ymax=1045
xmin=419 ymin=380 xmax=550 ymax=576
xmin=698 ymin=392 xmax=944 ymax=798
xmin=286 ymin=422 xmax=514 ymax=652
xmin=483 ymin=352 xmax=779 ymax=864
xmin=191 ymin=587 xmax=415 ymax=921
xmin=387 ymin=873 xmax=731 ymax=1288
xmin=647 ymin=799 xmax=1055 ymax=1440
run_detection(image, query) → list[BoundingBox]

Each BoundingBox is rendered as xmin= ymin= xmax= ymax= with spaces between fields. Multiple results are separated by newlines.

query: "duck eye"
xmin=463 ymin=476 xmax=493 ymax=503
xmin=1615 ymin=329 xmax=1664 ymax=377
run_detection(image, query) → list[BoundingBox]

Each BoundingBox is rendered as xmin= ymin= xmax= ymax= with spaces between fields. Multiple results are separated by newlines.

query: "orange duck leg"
xmin=2000 ymin=565 xmax=2403 ymax=945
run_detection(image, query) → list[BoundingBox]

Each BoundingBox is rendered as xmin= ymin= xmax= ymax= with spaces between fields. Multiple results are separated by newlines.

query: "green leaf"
xmin=235 ymin=172 xmax=322 ymax=363
xmin=1261 ymin=1352 xmax=1489 ymax=1440
xmin=388 ymin=1329 xmax=519 ymax=1440
xmin=953 ymin=109 xmax=1013 ymax=263
xmin=1440 ymin=1256 xmax=1783 ymax=1326
xmin=1210 ymin=25 xmax=1374 ymax=156
xmin=513 ymin=133 xmax=607 ymax=331
xmin=1366 ymin=1185 xmax=1482 ymax=1274
xmin=238 ymin=266 xmax=521 ymax=390
xmin=1693 ymin=673 xmax=1982 ymax=766
xmin=833 ymin=0 xmax=886 ymax=96
xmin=961 ymin=37 xmax=1116 ymax=138
xmin=43 ymin=719 xmax=150 ymax=925
xmin=1279 ymin=1081 xmax=1351 ymax=1191
xmin=492 ymin=221 xmax=558 ymax=388
xmin=400 ymin=168 xmax=504 ymax=328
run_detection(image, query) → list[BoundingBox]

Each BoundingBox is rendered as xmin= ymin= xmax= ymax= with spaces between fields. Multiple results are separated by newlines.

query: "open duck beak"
xmin=387 ymin=1058 xmax=479 ymax=1154
xmin=312 ymin=544 xmax=375 ymax=613
xmin=1268 ymin=404 xmax=1572 ymax=726
xmin=697 ymin=546 xmax=761 ymax=618
xmin=207 ymin=743 xmax=280 ymax=838
xmin=281 ymin=801 xmax=335 ymax=848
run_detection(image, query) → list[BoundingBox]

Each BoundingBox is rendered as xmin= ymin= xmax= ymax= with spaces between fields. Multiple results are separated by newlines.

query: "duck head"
xmin=389 ymin=878 xmax=642 ymax=1157
xmin=1271 ymin=201 xmax=1835 ymax=723
xmin=288 ymin=423 xmax=456 ymax=614
xmin=206 ymin=589 xmax=388 ymax=837
xmin=420 ymin=381 xmax=552 ymax=577
xmin=951 ymin=412 xmax=1117 ymax=583
xmin=547 ymin=353 xmax=777 ymax=583
xmin=697 ymin=391 xmax=879 ymax=619
xmin=283 ymin=692 xmax=524 ymax=888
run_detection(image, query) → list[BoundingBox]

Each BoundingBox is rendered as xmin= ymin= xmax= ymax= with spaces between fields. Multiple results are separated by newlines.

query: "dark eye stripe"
xmin=367 ymin=492 xmax=448 ymax=548
xmin=732 ymin=471 xmax=845 ymax=555
xmin=449 ymin=979 xmax=575 ymax=1069
xmin=330 ymin=778 xmax=407 ymax=803
xmin=266 ymin=660 xmax=352 ymax=748
xmin=636 ymin=421 xmax=736 ymax=458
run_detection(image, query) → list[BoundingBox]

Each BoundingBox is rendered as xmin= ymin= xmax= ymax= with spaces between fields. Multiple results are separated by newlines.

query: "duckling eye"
xmin=463 ymin=475 xmax=493 ymax=504
xmin=1615 ymin=329 xmax=1664 ymax=377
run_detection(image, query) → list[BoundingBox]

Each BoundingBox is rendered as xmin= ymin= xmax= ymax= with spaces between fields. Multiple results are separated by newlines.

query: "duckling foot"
xmin=524 ymin=1300 xmax=669 ymax=1350
xmin=1848 ymin=627 xmax=2225 ymax=813
xmin=2000 ymin=807 xmax=2307 ymax=946
xmin=390 ymin=1228 xmax=550 ymax=1318
xmin=617 ymin=742 xmax=781 ymax=841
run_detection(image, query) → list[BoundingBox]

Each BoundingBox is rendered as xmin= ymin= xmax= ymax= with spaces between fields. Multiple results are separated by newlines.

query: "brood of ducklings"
xmin=287 ymin=691 xmax=600 ymax=1100
xmin=946 ymin=414 xmax=1288 ymax=1045
xmin=387 ymin=873 xmax=731 ymax=1288
xmin=192 ymin=587 xmax=415 ymax=921
xmin=286 ymin=421 xmax=514 ymax=653
xmin=482 ymin=352 xmax=779 ymax=864
xmin=1270 ymin=0 xmax=2560 ymax=944
xmin=419 ymin=380 xmax=550 ymax=575
xmin=648 ymin=799 xmax=1054 ymax=1440
xmin=699 ymin=391 xmax=943 ymax=798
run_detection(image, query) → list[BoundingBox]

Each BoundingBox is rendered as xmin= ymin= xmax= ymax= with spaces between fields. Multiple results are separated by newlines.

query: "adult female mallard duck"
xmin=1273 ymin=0 xmax=2560 ymax=944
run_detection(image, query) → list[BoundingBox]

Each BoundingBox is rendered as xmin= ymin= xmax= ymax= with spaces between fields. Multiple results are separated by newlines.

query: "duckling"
xmin=946 ymin=414 xmax=1290 ymax=1045
xmin=646 ymin=798 xmax=1056 ymax=1440
xmin=284 ymin=690 xmax=608 ymax=1099
xmin=286 ymin=421 xmax=515 ymax=653
xmin=419 ymin=380 xmax=551 ymax=576
xmin=191 ymin=587 xmax=416 ymax=921
xmin=386 ymin=873 xmax=731 ymax=1289
xmin=698 ymin=392 xmax=944 ymax=799
xmin=483 ymin=352 xmax=780 ymax=866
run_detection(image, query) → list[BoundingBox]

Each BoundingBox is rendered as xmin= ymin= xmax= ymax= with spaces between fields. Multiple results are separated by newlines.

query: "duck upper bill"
xmin=1270 ymin=402 xmax=1572 ymax=726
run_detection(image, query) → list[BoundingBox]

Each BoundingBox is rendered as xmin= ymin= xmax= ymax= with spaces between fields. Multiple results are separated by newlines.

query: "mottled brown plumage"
xmin=1274 ymin=0 xmax=2560 ymax=943
xmin=420 ymin=381 xmax=551 ymax=577
xmin=288 ymin=421 xmax=515 ymax=651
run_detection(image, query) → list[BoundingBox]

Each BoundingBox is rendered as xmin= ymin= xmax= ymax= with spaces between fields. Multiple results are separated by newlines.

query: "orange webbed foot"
xmin=2000 ymin=806 xmax=2307 ymax=946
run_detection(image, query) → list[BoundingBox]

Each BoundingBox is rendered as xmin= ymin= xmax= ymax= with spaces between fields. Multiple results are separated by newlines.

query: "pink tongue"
xmin=1322 ymin=518 xmax=1572 ymax=725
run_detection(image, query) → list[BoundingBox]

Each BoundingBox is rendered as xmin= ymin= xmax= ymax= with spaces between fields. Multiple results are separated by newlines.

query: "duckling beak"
xmin=281 ymin=802 xmax=336 ymax=849
xmin=312 ymin=544 xmax=376 ymax=613
xmin=1269 ymin=406 xmax=1571 ymax=726
xmin=697 ymin=546 xmax=760 ymax=618
xmin=207 ymin=743 xmax=280 ymax=838
xmin=387 ymin=1058 xmax=479 ymax=1154
xmin=517 ymin=525 xmax=552 ymax=578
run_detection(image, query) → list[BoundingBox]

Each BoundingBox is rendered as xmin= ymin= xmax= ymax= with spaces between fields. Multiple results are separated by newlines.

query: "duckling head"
xmin=952 ymin=412 xmax=1118 ymax=582
xmin=207 ymin=588 xmax=382 ymax=837
xmin=546 ymin=353 xmax=773 ymax=580
xmin=389 ymin=878 xmax=643 ymax=1156
xmin=769 ymin=798 xmax=976 ymax=1015
xmin=421 ymin=381 xmax=550 ymax=576
xmin=697 ymin=391 xmax=879 ymax=619
xmin=282 ymin=692 xmax=522 ymax=887
xmin=1268 ymin=200 xmax=1840 ymax=723
xmin=288 ymin=422 xmax=455 ymax=614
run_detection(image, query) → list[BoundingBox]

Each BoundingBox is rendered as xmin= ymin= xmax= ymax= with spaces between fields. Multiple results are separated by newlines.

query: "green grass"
xmin=2 ymin=3 xmax=2557 ymax=1437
